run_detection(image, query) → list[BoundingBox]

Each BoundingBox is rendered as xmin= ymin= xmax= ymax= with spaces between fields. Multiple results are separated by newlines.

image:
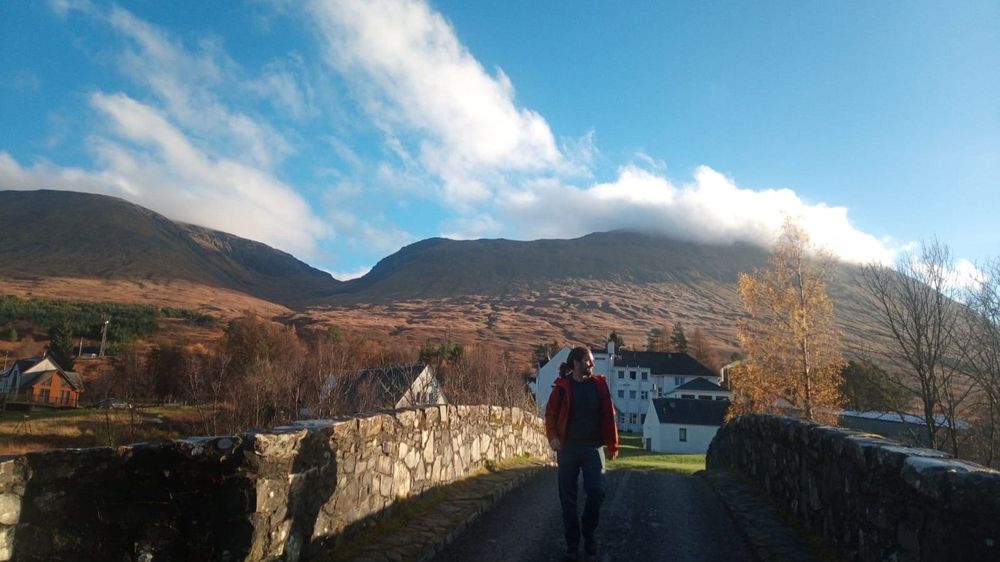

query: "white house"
xmin=642 ymin=398 xmax=730 ymax=453
xmin=536 ymin=341 xmax=723 ymax=433
xmin=667 ymin=377 xmax=731 ymax=401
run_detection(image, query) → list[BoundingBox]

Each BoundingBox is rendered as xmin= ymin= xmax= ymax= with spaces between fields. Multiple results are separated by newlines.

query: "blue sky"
xmin=2 ymin=0 xmax=997 ymax=280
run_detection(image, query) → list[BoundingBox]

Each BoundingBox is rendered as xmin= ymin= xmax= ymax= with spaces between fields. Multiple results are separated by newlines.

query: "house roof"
xmin=671 ymin=377 xmax=726 ymax=393
xmin=611 ymin=351 xmax=716 ymax=378
xmin=651 ymin=398 xmax=729 ymax=426
xmin=330 ymin=364 xmax=431 ymax=413
xmin=2 ymin=355 xmax=83 ymax=391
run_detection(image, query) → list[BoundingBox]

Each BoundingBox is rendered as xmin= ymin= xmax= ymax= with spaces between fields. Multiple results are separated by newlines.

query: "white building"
xmin=642 ymin=398 xmax=730 ymax=453
xmin=667 ymin=377 xmax=731 ymax=401
xmin=535 ymin=341 xmax=723 ymax=433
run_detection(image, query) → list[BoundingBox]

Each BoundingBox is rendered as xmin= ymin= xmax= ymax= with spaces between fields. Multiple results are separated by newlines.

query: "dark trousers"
xmin=557 ymin=443 xmax=607 ymax=548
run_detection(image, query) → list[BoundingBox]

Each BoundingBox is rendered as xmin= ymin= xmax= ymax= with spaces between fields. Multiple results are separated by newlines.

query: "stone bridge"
xmin=1 ymin=408 xmax=998 ymax=561
xmin=0 ymin=405 xmax=550 ymax=561
xmin=708 ymin=414 xmax=1000 ymax=562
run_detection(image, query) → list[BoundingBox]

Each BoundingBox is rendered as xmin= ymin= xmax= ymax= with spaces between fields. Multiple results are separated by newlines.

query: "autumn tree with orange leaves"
xmin=730 ymin=219 xmax=846 ymax=424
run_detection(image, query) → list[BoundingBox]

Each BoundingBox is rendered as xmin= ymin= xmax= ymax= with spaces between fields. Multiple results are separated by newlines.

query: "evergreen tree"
xmin=608 ymin=331 xmax=626 ymax=351
xmin=6 ymin=326 xmax=17 ymax=342
xmin=670 ymin=323 xmax=688 ymax=352
xmin=839 ymin=359 xmax=910 ymax=412
xmin=47 ymin=322 xmax=76 ymax=370
xmin=646 ymin=327 xmax=668 ymax=351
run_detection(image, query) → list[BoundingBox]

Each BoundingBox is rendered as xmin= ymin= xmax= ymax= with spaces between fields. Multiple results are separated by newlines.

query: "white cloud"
xmin=0 ymin=6 xmax=334 ymax=259
xmin=308 ymin=0 xmax=567 ymax=202
xmin=489 ymin=164 xmax=901 ymax=264
xmin=107 ymin=6 xmax=293 ymax=170
xmin=48 ymin=0 xmax=94 ymax=17
xmin=327 ymin=265 xmax=372 ymax=281
xmin=325 ymin=207 xmax=415 ymax=254
xmin=441 ymin=213 xmax=502 ymax=240
xmin=244 ymin=55 xmax=317 ymax=121
xmin=951 ymin=258 xmax=985 ymax=292
xmin=0 ymin=93 xmax=327 ymax=258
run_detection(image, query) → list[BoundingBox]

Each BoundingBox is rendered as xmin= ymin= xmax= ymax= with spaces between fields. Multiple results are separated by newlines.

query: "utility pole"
xmin=78 ymin=337 xmax=84 ymax=358
xmin=99 ymin=318 xmax=110 ymax=357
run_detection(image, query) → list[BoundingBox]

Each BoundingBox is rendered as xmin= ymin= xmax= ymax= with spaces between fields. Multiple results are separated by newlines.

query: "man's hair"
xmin=559 ymin=346 xmax=591 ymax=378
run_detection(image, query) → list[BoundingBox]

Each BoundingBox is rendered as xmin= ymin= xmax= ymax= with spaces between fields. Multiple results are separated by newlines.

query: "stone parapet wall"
xmin=707 ymin=414 xmax=1000 ymax=562
xmin=0 ymin=405 xmax=551 ymax=562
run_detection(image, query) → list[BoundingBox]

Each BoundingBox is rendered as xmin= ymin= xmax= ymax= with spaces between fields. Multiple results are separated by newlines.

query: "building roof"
xmin=610 ymin=351 xmax=716 ymax=378
xmin=2 ymin=355 xmax=84 ymax=391
xmin=651 ymin=398 xmax=729 ymax=426
xmin=328 ymin=364 xmax=432 ymax=413
xmin=671 ymin=377 xmax=726 ymax=393
xmin=840 ymin=409 xmax=972 ymax=430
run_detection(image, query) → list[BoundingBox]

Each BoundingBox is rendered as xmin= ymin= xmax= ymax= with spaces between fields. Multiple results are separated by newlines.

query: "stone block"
xmin=0 ymin=526 xmax=12 ymax=562
xmin=0 ymin=495 xmax=18 ymax=526
xmin=423 ymin=431 xmax=436 ymax=463
xmin=252 ymin=430 xmax=307 ymax=459
xmin=0 ymin=459 xmax=26 ymax=495
xmin=393 ymin=460 xmax=411 ymax=498
xmin=901 ymin=457 xmax=976 ymax=500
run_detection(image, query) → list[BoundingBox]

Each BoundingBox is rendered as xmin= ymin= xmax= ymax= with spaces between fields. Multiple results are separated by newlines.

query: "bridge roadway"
xmin=432 ymin=467 xmax=754 ymax=561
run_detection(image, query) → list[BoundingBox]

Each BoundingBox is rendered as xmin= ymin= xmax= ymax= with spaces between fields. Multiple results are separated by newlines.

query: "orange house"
xmin=0 ymin=355 xmax=84 ymax=408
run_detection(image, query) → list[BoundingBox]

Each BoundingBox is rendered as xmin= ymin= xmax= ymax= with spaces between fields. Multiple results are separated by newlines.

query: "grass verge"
xmin=608 ymin=433 xmax=705 ymax=475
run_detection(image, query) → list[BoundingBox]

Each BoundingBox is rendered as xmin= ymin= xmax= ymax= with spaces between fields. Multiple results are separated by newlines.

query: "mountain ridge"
xmin=0 ymin=189 xmax=878 ymax=359
xmin=0 ymin=190 xmax=340 ymax=306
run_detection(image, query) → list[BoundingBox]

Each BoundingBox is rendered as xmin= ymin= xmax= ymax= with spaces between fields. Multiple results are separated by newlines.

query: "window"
xmin=716 ymin=396 xmax=729 ymax=401
xmin=674 ymin=376 xmax=684 ymax=386
xmin=641 ymin=372 xmax=648 ymax=381
xmin=640 ymin=391 xmax=648 ymax=400
xmin=629 ymin=370 xmax=637 ymax=380
xmin=618 ymin=414 xmax=626 ymax=425
xmin=641 ymin=414 xmax=646 ymax=424
xmin=698 ymin=395 xmax=712 ymax=400
xmin=59 ymin=390 xmax=70 ymax=405
xmin=682 ymin=394 xmax=695 ymax=399
xmin=618 ymin=390 xmax=625 ymax=398
xmin=679 ymin=428 xmax=687 ymax=442
xmin=38 ymin=389 xmax=50 ymax=402
xmin=618 ymin=370 xmax=625 ymax=379
xmin=629 ymin=390 xmax=637 ymax=399
xmin=629 ymin=413 xmax=637 ymax=424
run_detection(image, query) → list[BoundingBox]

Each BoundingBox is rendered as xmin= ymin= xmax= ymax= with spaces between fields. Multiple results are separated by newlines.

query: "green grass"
xmin=608 ymin=433 xmax=706 ymax=475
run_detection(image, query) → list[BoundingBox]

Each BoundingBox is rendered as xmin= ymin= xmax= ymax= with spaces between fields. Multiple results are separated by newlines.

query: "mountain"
xmin=0 ymin=190 xmax=339 ymax=306
xmin=0 ymin=189 xmax=878 ymax=360
xmin=332 ymin=232 xmax=772 ymax=301
xmin=305 ymin=231 xmax=875 ymax=359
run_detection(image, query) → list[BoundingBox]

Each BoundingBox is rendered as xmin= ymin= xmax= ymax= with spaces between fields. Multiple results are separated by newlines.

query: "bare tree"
xmin=960 ymin=258 xmax=1000 ymax=465
xmin=860 ymin=239 xmax=967 ymax=452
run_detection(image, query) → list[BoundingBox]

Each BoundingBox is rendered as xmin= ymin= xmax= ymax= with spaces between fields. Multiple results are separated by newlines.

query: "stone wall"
xmin=0 ymin=405 xmax=551 ymax=562
xmin=707 ymin=414 xmax=1000 ymax=562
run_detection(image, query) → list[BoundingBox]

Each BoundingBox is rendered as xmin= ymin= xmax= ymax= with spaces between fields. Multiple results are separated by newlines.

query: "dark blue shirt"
xmin=565 ymin=377 xmax=602 ymax=446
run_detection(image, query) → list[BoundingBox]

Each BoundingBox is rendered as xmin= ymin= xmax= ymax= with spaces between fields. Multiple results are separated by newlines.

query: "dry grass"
xmin=0 ymin=405 xmax=207 ymax=456
xmin=0 ymin=276 xmax=288 ymax=319
xmin=297 ymin=278 xmax=746 ymax=366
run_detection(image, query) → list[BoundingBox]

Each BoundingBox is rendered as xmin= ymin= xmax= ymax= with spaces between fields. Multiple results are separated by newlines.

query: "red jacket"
xmin=544 ymin=374 xmax=619 ymax=455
